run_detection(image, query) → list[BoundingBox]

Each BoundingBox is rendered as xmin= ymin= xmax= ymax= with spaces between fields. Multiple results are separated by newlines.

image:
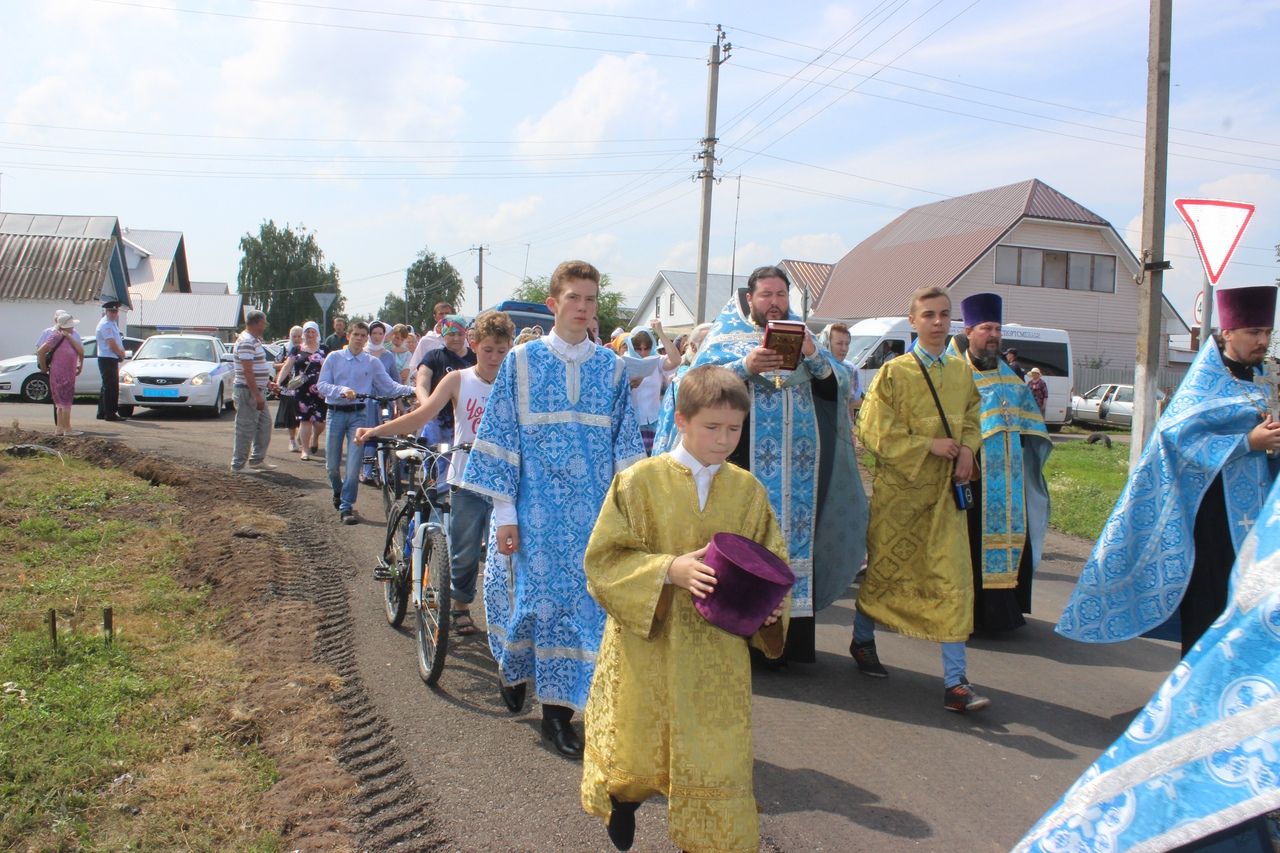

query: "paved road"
xmin=3 ymin=400 xmax=1178 ymax=852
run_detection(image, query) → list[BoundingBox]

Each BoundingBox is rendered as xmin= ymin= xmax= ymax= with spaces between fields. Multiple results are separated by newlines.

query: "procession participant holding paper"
xmin=652 ymin=265 xmax=866 ymax=663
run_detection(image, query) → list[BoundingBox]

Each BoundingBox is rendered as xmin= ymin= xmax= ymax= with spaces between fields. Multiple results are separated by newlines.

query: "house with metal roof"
xmin=812 ymin=179 xmax=1190 ymax=369
xmin=122 ymin=228 xmax=192 ymax=301
xmin=629 ymin=270 xmax=751 ymax=331
xmin=128 ymin=291 xmax=243 ymax=340
xmin=0 ymin=212 xmax=134 ymax=360
xmin=779 ymin=259 xmax=834 ymax=317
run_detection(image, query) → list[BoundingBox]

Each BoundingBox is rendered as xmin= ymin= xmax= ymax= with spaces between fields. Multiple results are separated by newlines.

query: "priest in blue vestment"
xmin=461 ymin=260 xmax=645 ymax=759
xmin=1058 ymin=285 xmax=1280 ymax=654
xmin=1016 ymin=469 xmax=1280 ymax=853
xmin=652 ymin=265 xmax=867 ymax=662
xmin=948 ymin=293 xmax=1051 ymax=632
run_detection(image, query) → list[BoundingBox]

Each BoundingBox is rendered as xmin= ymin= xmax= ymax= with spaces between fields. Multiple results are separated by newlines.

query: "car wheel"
xmin=117 ymin=405 xmax=135 ymax=417
xmin=205 ymin=386 xmax=224 ymax=418
xmin=20 ymin=374 xmax=52 ymax=403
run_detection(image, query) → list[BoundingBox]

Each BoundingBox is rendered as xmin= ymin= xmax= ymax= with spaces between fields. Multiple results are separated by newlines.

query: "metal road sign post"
xmin=315 ymin=291 xmax=337 ymax=335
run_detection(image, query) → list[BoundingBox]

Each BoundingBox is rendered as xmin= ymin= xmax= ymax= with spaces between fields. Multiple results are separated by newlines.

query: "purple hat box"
xmin=695 ymin=532 xmax=796 ymax=637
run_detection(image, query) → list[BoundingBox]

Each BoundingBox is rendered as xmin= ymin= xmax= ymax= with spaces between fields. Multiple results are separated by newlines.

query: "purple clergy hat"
xmin=1216 ymin=286 xmax=1278 ymax=331
xmin=960 ymin=292 xmax=1002 ymax=327
xmin=696 ymin=533 xmax=795 ymax=637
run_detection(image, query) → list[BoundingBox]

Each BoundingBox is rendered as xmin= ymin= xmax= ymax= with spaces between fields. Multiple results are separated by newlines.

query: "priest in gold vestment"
xmin=851 ymin=286 xmax=989 ymax=713
xmin=581 ymin=365 xmax=788 ymax=853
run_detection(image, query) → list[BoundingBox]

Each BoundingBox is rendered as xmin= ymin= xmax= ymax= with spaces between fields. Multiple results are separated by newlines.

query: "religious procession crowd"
xmin=219 ymin=258 xmax=1280 ymax=853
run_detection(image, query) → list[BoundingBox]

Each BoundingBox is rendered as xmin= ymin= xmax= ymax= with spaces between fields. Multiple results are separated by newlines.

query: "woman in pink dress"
xmin=36 ymin=310 xmax=85 ymax=436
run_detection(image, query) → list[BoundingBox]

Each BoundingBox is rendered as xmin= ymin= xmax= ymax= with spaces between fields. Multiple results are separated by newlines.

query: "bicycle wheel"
xmin=416 ymin=528 xmax=451 ymax=686
xmin=382 ymin=501 xmax=412 ymax=627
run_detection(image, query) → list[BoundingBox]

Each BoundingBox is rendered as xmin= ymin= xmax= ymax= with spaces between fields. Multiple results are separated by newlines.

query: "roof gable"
xmin=630 ymin=269 xmax=750 ymax=325
xmin=0 ymin=212 xmax=133 ymax=306
xmin=814 ymin=179 xmax=1112 ymax=318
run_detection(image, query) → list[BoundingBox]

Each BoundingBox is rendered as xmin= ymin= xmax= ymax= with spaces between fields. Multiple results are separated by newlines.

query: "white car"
xmin=119 ymin=334 xmax=236 ymax=417
xmin=1070 ymin=383 xmax=1165 ymax=429
xmin=0 ymin=336 xmax=145 ymax=403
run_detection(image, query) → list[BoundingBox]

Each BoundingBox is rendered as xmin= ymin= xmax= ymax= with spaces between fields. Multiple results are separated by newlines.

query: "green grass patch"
xmin=1045 ymin=441 xmax=1131 ymax=540
xmin=0 ymin=452 xmax=279 ymax=851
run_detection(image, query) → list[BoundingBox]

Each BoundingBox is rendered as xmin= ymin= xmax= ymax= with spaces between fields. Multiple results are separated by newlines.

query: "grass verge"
xmin=1044 ymin=440 xmax=1130 ymax=540
xmin=0 ymin=451 xmax=279 ymax=851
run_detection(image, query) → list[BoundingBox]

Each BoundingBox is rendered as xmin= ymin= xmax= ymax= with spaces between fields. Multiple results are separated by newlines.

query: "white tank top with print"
xmin=448 ymin=366 xmax=492 ymax=487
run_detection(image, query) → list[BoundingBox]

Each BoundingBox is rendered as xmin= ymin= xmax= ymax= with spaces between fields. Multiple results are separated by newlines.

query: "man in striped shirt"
xmin=231 ymin=309 xmax=279 ymax=473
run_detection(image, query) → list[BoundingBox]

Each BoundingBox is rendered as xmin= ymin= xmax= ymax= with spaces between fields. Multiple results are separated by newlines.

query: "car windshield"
xmin=135 ymin=338 xmax=217 ymax=362
xmin=847 ymin=335 xmax=881 ymax=365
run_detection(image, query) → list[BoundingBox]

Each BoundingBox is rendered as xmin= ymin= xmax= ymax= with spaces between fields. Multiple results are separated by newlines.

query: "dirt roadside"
xmin=3 ymin=428 xmax=444 ymax=852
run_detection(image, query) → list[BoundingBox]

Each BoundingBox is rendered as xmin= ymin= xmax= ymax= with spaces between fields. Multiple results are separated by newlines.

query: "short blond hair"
xmin=549 ymin=260 xmax=600 ymax=298
xmin=676 ymin=365 xmax=750 ymax=418
xmin=908 ymin=286 xmax=950 ymax=316
xmin=471 ymin=310 xmax=515 ymax=344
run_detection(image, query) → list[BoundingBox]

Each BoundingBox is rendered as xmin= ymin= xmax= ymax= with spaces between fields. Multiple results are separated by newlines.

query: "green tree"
xmin=402 ymin=248 xmax=464 ymax=327
xmin=236 ymin=221 xmax=343 ymax=337
xmin=511 ymin=273 xmax=627 ymax=334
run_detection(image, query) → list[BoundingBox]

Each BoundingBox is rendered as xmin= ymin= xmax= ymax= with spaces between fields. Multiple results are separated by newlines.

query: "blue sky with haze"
xmin=3 ymin=0 xmax=1277 ymax=325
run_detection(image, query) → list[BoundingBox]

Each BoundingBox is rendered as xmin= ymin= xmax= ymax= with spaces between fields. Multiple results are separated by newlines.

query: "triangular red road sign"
xmin=1173 ymin=198 xmax=1255 ymax=285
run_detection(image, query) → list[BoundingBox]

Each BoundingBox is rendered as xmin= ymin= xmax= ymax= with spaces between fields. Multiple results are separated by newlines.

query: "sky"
xmin=2 ymin=0 xmax=1278 ymax=327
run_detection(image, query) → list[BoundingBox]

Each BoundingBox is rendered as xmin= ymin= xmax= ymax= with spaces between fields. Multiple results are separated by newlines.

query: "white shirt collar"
xmin=546 ymin=328 xmax=595 ymax=363
xmin=670 ymin=441 xmax=722 ymax=511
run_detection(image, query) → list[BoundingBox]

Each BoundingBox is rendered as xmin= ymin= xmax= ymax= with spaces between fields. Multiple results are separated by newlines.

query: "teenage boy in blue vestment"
xmin=461 ymin=260 xmax=645 ymax=759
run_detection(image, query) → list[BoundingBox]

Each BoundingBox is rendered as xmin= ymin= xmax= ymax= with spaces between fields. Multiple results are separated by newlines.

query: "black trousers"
xmin=97 ymin=357 xmax=120 ymax=418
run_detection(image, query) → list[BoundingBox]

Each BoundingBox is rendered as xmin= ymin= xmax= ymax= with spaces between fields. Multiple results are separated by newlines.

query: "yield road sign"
xmin=314 ymin=291 xmax=337 ymax=312
xmin=1173 ymin=198 xmax=1255 ymax=285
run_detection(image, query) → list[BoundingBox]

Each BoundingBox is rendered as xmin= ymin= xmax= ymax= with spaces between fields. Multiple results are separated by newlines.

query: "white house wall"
xmin=949 ymin=220 xmax=1170 ymax=368
xmin=2 ymin=299 xmax=133 ymax=361
xmin=643 ymin=281 xmax=696 ymax=328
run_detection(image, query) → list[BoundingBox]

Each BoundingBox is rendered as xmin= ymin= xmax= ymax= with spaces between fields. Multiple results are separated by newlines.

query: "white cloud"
xmin=515 ymin=54 xmax=674 ymax=155
xmin=781 ymin=232 xmax=847 ymax=262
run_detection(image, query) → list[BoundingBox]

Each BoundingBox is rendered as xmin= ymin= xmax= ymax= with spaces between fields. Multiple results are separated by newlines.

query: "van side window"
xmin=866 ymin=339 xmax=905 ymax=368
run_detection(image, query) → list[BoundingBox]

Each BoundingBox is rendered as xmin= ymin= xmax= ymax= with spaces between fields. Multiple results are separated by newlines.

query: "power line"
xmin=0 ymin=159 xmax=690 ymax=180
xmin=88 ymin=0 xmax=705 ymax=61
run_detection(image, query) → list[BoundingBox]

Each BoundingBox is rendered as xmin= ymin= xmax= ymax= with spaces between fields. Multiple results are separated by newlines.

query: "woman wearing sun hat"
xmin=36 ymin=310 xmax=86 ymax=436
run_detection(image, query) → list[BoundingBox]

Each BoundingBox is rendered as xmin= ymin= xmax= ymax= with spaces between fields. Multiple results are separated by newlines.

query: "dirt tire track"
xmin=3 ymin=430 xmax=446 ymax=852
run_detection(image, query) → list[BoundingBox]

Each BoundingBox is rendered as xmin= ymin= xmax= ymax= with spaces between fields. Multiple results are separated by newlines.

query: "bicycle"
xmin=354 ymin=393 xmax=414 ymax=517
xmin=373 ymin=436 xmax=470 ymax=686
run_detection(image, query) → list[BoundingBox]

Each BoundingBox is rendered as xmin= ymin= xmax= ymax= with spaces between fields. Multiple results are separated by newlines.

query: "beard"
xmin=971 ymin=347 xmax=1001 ymax=371
xmin=750 ymin=306 xmax=786 ymax=327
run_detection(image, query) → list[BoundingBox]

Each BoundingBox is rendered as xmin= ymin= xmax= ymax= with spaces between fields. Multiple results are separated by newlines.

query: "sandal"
xmin=451 ymin=611 xmax=479 ymax=636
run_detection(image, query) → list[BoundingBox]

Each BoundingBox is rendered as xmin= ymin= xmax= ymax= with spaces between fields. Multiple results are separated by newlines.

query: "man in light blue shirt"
xmin=95 ymin=301 xmax=129 ymax=421
xmin=317 ymin=320 xmax=415 ymax=523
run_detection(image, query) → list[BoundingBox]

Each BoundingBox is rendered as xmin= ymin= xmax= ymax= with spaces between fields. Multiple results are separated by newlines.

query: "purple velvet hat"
xmin=695 ymin=533 xmax=795 ymax=637
xmin=960 ymin=292 xmax=1002 ymax=327
xmin=1217 ymin=286 xmax=1278 ymax=331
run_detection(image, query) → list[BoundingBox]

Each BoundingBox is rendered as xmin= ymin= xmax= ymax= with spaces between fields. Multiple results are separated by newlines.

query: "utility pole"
xmin=693 ymin=26 xmax=730 ymax=325
xmin=1130 ymin=0 xmax=1173 ymax=471
xmin=473 ymin=245 xmax=487 ymax=311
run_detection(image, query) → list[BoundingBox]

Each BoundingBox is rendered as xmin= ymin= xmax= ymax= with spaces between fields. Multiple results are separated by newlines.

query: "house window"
xmin=669 ymin=293 xmax=675 ymax=315
xmin=996 ymin=245 xmax=1116 ymax=293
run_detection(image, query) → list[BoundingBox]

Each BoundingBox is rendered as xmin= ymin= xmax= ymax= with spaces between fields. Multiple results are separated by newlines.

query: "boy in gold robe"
xmin=852 ymin=285 xmax=988 ymax=712
xmin=581 ymin=365 xmax=789 ymax=853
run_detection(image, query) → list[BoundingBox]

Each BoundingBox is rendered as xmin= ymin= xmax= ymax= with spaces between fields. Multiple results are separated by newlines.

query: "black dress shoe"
xmin=500 ymin=681 xmax=526 ymax=713
xmin=606 ymin=796 xmax=639 ymax=851
xmin=104 ymin=415 xmax=127 ymax=422
xmin=540 ymin=717 xmax=583 ymax=759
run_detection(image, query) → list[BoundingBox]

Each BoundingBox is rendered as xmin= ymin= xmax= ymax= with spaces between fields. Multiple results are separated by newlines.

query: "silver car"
xmin=1070 ymin=383 xmax=1164 ymax=428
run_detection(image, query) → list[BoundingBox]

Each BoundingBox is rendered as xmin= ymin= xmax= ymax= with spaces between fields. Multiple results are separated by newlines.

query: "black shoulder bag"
xmin=911 ymin=353 xmax=973 ymax=511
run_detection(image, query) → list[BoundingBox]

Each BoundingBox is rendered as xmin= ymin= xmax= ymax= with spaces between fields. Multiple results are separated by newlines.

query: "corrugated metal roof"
xmin=814 ymin=179 xmax=1110 ymax=319
xmin=132 ymin=292 xmax=243 ymax=329
xmin=0 ymin=212 xmax=120 ymax=239
xmin=190 ymin=280 xmax=229 ymax=295
xmin=780 ymin=259 xmax=834 ymax=305
xmin=0 ymin=233 xmax=118 ymax=303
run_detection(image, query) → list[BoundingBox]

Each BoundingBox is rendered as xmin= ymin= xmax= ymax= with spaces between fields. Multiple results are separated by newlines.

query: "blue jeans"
xmin=853 ymin=610 xmax=968 ymax=688
xmin=447 ymin=487 xmax=491 ymax=605
xmin=326 ymin=408 xmax=364 ymax=513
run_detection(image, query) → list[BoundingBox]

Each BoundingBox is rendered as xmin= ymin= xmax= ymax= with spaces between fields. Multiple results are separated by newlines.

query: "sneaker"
xmin=230 ymin=465 xmax=246 ymax=474
xmin=850 ymin=640 xmax=889 ymax=678
xmin=289 ymin=439 xmax=299 ymax=453
xmin=340 ymin=511 xmax=357 ymax=526
xmin=944 ymin=679 xmax=991 ymax=713
xmin=299 ymin=452 xmax=311 ymax=461
xmin=248 ymin=461 xmax=278 ymax=471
